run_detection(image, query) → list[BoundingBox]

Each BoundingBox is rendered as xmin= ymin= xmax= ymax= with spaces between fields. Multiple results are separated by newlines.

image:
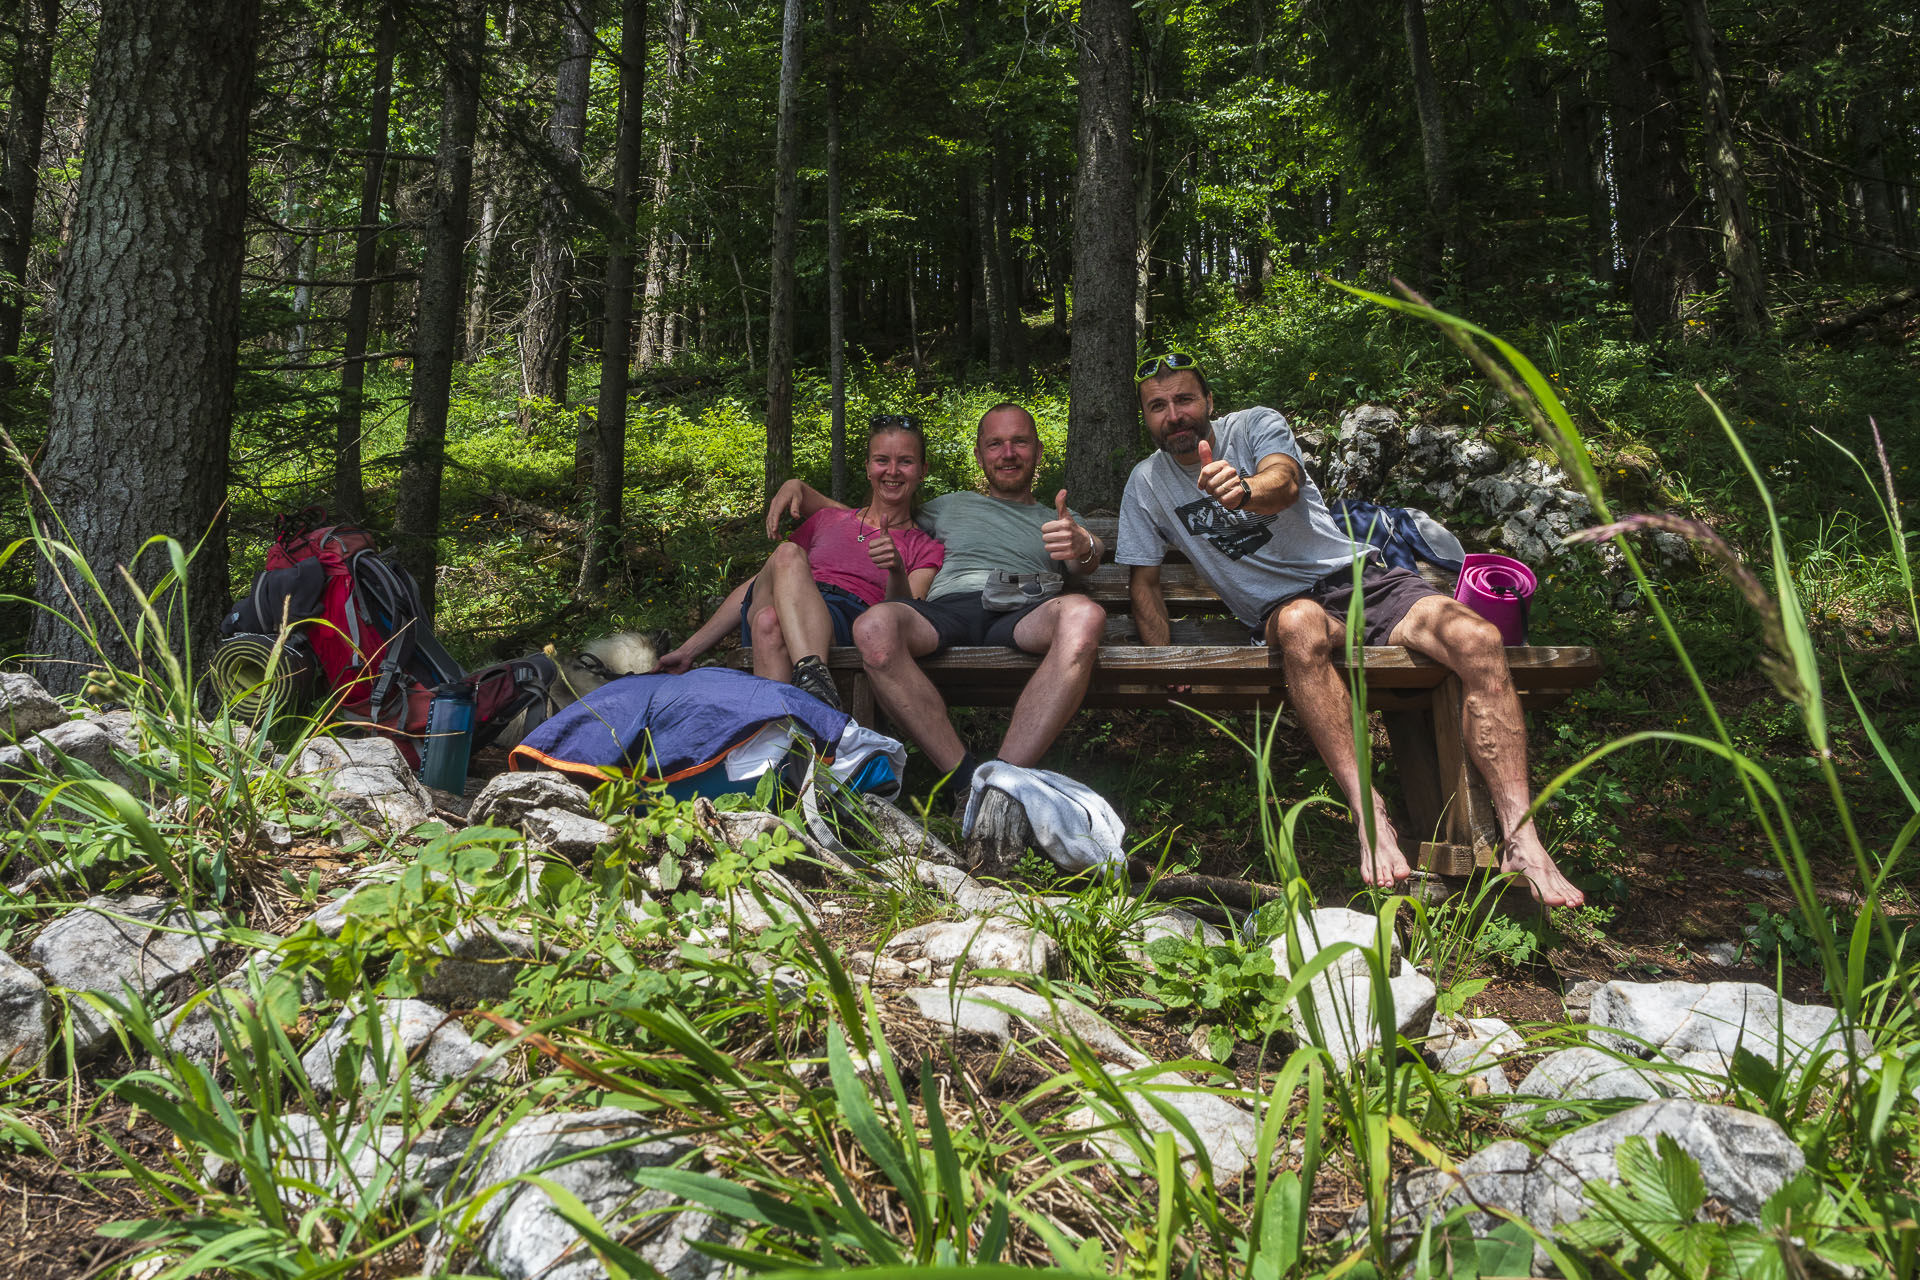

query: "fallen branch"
xmin=1807 ymin=284 xmax=1920 ymax=340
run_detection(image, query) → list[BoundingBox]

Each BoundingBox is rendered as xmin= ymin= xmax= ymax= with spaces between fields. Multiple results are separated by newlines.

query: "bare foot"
xmin=1500 ymin=833 xmax=1585 ymax=907
xmin=1357 ymin=798 xmax=1412 ymax=888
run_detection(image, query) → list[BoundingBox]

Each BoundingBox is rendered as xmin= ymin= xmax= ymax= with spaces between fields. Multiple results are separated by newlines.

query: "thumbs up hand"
xmin=1195 ymin=438 xmax=1249 ymax=510
xmin=1041 ymin=487 xmax=1090 ymax=565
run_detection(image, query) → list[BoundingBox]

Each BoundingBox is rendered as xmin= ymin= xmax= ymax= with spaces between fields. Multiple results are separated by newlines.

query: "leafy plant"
xmin=1142 ymin=929 xmax=1291 ymax=1061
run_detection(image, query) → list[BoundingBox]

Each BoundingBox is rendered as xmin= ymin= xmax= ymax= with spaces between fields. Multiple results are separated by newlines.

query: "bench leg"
xmin=1381 ymin=707 xmax=1443 ymax=868
xmin=834 ymin=671 xmax=877 ymax=727
xmin=1418 ymin=674 xmax=1500 ymax=875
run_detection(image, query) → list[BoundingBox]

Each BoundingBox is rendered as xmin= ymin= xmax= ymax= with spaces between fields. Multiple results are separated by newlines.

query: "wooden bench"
xmin=728 ymin=517 xmax=1601 ymax=875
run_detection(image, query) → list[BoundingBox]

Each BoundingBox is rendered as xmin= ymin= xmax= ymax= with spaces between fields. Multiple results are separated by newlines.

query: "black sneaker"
xmin=791 ymin=655 xmax=843 ymax=711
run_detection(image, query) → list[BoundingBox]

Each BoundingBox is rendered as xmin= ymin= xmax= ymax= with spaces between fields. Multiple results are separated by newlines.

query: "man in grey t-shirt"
xmin=1120 ymin=354 xmax=1583 ymax=908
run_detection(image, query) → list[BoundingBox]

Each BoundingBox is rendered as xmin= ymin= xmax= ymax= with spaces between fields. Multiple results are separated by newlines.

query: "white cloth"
xmin=722 ymin=718 xmax=905 ymax=799
xmin=961 ymin=761 xmax=1127 ymax=872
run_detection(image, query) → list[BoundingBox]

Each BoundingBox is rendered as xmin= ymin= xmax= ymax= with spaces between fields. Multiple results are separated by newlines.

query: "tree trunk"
xmin=1853 ymin=106 xmax=1899 ymax=271
xmin=1066 ymin=0 xmax=1136 ymax=512
xmin=1402 ymin=0 xmax=1453 ymax=291
xmin=0 ymin=0 xmax=59 ymax=380
xmin=334 ymin=1 xmax=396 ymax=520
xmin=1604 ymin=0 xmax=1710 ymax=340
xmin=392 ymin=0 xmax=485 ymax=620
xmin=1547 ymin=0 xmax=1611 ymax=281
xmin=953 ymin=178 xmax=974 ymax=366
xmin=1677 ymin=0 xmax=1766 ymax=338
xmin=522 ymin=0 xmax=595 ymax=407
xmin=977 ymin=170 xmax=1006 ymax=374
xmin=465 ymin=177 xmax=501 ymax=356
xmin=579 ymin=0 xmax=649 ymax=594
xmin=30 ymin=0 xmax=259 ymax=692
xmin=763 ymin=0 xmax=804 ymax=496
xmin=638 ymin=0 xmax=689 ymax=369
xmin=824 ymin=0 xmax=848 ymax=500
xmin=991 ymin=138 xmax=1023 ymax=377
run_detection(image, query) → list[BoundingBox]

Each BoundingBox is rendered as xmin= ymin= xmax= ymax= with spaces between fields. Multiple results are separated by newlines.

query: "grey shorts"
xmin=1262 ymin=564 xmax=1445 ymax=647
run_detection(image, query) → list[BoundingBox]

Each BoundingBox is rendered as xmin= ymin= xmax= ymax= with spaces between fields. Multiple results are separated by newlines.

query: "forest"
xmin=1 ymin=0 xmax=1919 ymax=1276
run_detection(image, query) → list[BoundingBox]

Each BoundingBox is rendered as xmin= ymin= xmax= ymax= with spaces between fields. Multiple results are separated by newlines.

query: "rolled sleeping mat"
xmin=1453 ymin=552 xmax=1536 ymax=646
xmin=210 ymin=633 xmax=317 ymax=719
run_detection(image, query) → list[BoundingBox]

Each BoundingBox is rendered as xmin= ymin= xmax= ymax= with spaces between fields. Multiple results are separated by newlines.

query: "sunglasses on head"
xmin=869 ymin=414 xmax=924 ymax=433
xmin=1135 ymin=351 xmax=1201 ymax=383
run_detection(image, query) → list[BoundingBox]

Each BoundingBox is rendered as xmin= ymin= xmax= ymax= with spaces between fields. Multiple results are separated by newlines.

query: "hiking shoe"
xmin=791 ymin=656 xmax=843 ymax=711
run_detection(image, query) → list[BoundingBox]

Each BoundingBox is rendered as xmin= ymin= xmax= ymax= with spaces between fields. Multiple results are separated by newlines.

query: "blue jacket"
xmin=508 ymin=667 xmax=850 ymax=783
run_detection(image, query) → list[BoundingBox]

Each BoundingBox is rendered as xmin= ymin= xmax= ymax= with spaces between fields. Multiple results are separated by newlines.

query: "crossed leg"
xmin=746 ymin=541 xmax=835 ymax=683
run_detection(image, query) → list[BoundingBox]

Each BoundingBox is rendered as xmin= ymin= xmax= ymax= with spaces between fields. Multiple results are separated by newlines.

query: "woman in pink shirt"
xmin=656 ymin=416 xmax=944 ymax=710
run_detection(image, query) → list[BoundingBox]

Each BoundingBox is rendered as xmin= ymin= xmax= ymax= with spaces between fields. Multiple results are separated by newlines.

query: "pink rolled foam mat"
xmin=1454 ymin=553 xmax=1536 ymax=646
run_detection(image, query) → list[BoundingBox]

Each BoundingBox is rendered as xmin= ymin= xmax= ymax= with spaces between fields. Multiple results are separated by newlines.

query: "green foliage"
xmin=1141 ymin=929 xmax=1289 ymax=1062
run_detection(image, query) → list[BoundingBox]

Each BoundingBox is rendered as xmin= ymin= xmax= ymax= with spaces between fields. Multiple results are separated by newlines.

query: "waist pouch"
xmin=982 ymin=569 xmax=1063 ymax=613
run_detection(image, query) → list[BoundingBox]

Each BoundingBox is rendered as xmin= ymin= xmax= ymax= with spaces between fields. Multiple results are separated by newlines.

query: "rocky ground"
xmin=0 ymin=666 xmax=1898 ymax=1279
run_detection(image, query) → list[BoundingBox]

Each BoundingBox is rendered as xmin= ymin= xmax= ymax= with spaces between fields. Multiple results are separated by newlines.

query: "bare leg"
xmin=1266 ymin=598 xmax=1410 ymax=887
xmin=1390 ymin=595 xmax=1584 ymax=907
xmin=748 ymin=603 xmax=793 ymax=680
xmin=761 ymin=541 xmax=836 ymax=665
xmin=999 ymin=595 xmax=1105 ymax=766
xmin=853 ymin=602 xmax=968 ymax=772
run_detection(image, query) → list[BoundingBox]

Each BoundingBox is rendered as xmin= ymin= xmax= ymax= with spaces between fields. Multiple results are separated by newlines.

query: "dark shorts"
xmin=906 ymin=591 xmax=1049 ymax=650
xmin=1261 ymin=564 xmax=1445 ymax=647
xmin=740 ymin=581 xmax=868 ymax=648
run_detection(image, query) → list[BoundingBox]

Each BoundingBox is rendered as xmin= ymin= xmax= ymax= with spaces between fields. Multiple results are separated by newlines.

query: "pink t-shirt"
xmin=791 ymin=507 xmax=945 ymax=606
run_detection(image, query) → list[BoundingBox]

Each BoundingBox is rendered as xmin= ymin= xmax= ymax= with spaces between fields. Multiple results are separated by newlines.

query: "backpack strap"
xmin=348 ymin=550 xmax=465 ymax=726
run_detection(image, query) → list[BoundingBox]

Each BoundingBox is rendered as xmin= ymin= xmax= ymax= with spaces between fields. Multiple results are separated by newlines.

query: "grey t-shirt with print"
xmin=917 ymin=491 xmax=1081 ymax=601
xmin=1115 ymin=406 xmax=1366 ymax=627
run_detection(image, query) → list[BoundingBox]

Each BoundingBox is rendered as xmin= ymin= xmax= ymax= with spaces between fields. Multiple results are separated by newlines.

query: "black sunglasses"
xmin=869 ymin=414 xmax=925 ymax=433
xmin=1135 ymin=351 xmax=1201 ymax=383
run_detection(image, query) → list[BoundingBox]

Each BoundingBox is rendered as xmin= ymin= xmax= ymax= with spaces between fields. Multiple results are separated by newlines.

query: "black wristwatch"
xmin=1235 ymin=475 xmax=1253 ymax=508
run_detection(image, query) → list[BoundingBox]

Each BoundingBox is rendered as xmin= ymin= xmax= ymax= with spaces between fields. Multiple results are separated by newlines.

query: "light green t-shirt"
xmin=916 ymin=491 xmax=1083 ymax=600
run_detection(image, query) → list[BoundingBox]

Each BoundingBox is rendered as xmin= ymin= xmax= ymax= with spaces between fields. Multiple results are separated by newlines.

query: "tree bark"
xmin=392 ymin=0 xmax=485 ymax=620
xmin=977 ymin=170 xmax=1007 ymax=374
xmin=30 ymin=0 xmax=259 ymax=692
xmin=522 ymin=0 xmax=595 ymax=407
xmin=0 ymin=0 xmax=58 ymax=380
xmin=824 ymin=0 xmax=848 ymax=500
xmin=1677 ymin=0 xmax=1766 ymax=338
xmin=334 ymin=1 xmax=396 ymax=520
xmin=579 ymin=0 xmax=649 ymax=595
xmin=1604 ymin=0 xmax=1710 ymax=341
xmin=1402 ymin=0 xmax=1453 ymax=291
xmin=763 ymin=0 xmax=804 ymax=496
xmin=638 ymin=0 xmax=689 ymax=369
xmin=991 ymin=138 xmax=1023 ymax=377
xmin=465 ymin=177 xmax=501 ymax=356
xmin=1066 ymin=0 xmax=1136 ymax=512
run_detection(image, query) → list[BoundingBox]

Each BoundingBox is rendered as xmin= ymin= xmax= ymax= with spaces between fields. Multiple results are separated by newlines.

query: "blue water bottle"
xmin=420 ymin=681 xmax=476 ymax=793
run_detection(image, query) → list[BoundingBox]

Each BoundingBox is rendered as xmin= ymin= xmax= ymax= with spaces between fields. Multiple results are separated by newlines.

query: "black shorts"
xmin=740 ymin=581 xmax=868 ymax=648
xmin=1262 ymin=564 xmax=1445 ymax=647
xmin=907 ymin=591 xmax=1049 ymax=650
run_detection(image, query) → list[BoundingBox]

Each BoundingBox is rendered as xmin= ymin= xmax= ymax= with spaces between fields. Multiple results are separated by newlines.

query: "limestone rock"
xmin=1590 ymin=980 xmax=1868 ymax=1062
xmin=904 ymin=984 xmax=1151 ymax=1068
xmin=29 ymin=895 xmax=221 ymax=1057
xmin=1068 ymin=1064 xmax=1262 ymax=1184
xmin=859 ymin=794 xmax=963 ymax=867
xmin=0 ymin=950 xmax=51 ymax=1070
xmin=715 ymin=869 xmax=818 ymax=934
xmin=440 ymin=1107 xmax=736 ymax=1280
xmin=1368 ymin=1099 xmax=1805 ymax=1259
xmin=1504 ymin=1046 xmax=1674 ymax=1124
xmin=300 ymin=998 xmax=499 ymax=1094
xmin=522 ymin=806 xmax=617 ymax=860
xmin=292 ymin=737 xmax=433 ymax=838
xmin=881 ymin=920 xmax=1061 ymax=981
xmin=1139 ymin=909 xmax=1224 ymax=950
xmin=1425 ymin=1016 xmax=1523 ymax=1094
xmin=164 ymin=960 xmax=323 ymax=1068
xmin=278 ymin=1113 xmax=472 ymax=1211
xmin=1295 ymin=964 xmax=1437 ymax=1072
xmin=905 ymin=859 xmax=1014 ymax=916
xmin=1267 ymin=907 xmax=1400 ymax=983
xmin=419 ymin=922 xmax=550 ymax=1005
xmin=468 ymin=770 xmax=595 ymax=828
xmin=0 ymin=719 xmax=135 ymax=792
xmin=0 ymin=674 xmax=63 ymax=743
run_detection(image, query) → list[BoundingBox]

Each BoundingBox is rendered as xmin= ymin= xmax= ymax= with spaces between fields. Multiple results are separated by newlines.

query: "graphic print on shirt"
xmin=1175 ymin=496 xmax=1273 ymax=560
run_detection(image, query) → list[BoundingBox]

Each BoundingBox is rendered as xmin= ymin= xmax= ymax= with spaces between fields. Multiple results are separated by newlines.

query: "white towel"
xmin=962 ymin=761 xmax=1127 ymax=873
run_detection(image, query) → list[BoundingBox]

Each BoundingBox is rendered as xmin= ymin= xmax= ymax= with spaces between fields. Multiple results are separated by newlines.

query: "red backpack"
xmin=221 ymin=508 xmax=556 ymax=767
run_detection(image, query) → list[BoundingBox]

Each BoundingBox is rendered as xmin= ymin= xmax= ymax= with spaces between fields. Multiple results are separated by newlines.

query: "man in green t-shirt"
xmin=770 ymin=404 xmax=1106 ymax=813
